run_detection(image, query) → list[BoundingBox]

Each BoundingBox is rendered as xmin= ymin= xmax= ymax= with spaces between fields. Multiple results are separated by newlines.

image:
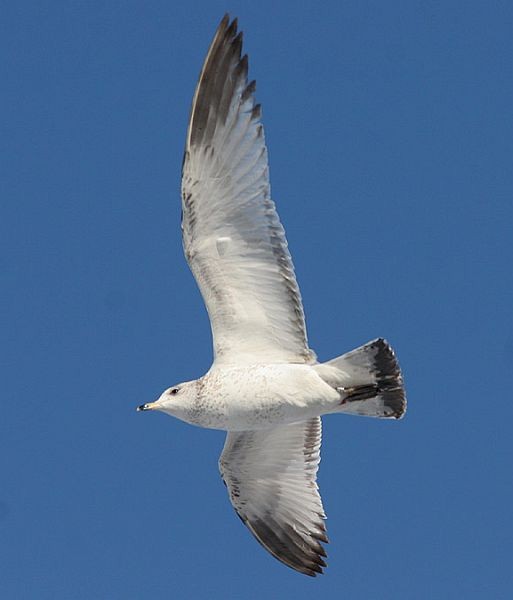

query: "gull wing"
xmin=181 ymin=15 xmax=315 ymax=365
xmin=219 ymin=418 xmax=328 ymax=576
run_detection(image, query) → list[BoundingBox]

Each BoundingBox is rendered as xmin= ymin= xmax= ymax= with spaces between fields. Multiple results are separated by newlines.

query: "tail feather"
xmin=324 ymin=338 xmax=406 ymax=419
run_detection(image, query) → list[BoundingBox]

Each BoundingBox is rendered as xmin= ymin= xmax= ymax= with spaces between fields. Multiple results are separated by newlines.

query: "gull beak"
xmin=136 ymin=402 xmax=158 ymax=412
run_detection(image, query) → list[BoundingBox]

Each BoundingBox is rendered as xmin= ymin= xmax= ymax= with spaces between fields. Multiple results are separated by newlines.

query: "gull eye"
xmin=170 ymin=388 xmax=179 ymax=395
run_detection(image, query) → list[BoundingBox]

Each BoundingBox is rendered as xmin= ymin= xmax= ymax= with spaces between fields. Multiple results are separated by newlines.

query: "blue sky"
xmin=2 ymin=1 xmax=512 ymax=598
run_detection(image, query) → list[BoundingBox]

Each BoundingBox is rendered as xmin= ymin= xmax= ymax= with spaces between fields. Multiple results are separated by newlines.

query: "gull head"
xmin=137 ymin=380 xmax=197 ymax=418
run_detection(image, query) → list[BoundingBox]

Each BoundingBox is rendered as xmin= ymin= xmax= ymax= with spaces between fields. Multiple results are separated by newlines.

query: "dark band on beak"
xmin=137 ymin=404 xmax=150 ymax=411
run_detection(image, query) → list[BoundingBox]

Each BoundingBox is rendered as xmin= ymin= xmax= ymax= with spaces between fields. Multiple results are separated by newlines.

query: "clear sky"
xmin=2 ymin=1 xmax=512 ymax=598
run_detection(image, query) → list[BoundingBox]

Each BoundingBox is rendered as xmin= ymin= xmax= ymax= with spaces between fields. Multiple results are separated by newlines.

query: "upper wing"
xmin=181 ymin=15 xmax=315 ymax=365
xmin=219 ymin=418 xmax=328 ymax=576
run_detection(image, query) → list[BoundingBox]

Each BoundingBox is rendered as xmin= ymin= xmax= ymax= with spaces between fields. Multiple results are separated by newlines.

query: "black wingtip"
xmin=219 ymin=13 xmax=230 ymax=29
xmin=188 ymin=14 xmax=253 ymax=150
xmin=245 ymin=516 xmax=328 ymax=577
xmin=242 ymin=80 xmax=257 ymax=102
xmin=225 ymin=16 xmax=238 ymax=38
xmin=251 ymin=103 xmax=262 ymax=120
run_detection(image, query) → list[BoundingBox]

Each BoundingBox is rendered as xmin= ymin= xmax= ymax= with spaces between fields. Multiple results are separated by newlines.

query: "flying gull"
xmin=138 ymin=15 xmax=406 ymax=576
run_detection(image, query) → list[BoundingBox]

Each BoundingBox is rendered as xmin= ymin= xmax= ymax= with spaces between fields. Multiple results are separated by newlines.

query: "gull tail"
xmin=318 ymin=339 xmax=406 ymax=419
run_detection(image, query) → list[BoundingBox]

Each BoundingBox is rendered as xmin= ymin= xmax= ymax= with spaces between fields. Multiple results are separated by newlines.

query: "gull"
xmin=138 ymin=14 xmax=406 ymax=576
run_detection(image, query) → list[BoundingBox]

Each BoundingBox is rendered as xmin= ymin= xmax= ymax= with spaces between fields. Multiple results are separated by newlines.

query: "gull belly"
xmin=189 ymin=364 xmax=341 ymax=431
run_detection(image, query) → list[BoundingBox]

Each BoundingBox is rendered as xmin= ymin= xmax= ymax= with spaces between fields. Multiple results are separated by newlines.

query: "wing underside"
xmin=219 ymin=418 xmax=328 ymax=576
xmin=181 ymin=15 xmax=315 ymax=365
